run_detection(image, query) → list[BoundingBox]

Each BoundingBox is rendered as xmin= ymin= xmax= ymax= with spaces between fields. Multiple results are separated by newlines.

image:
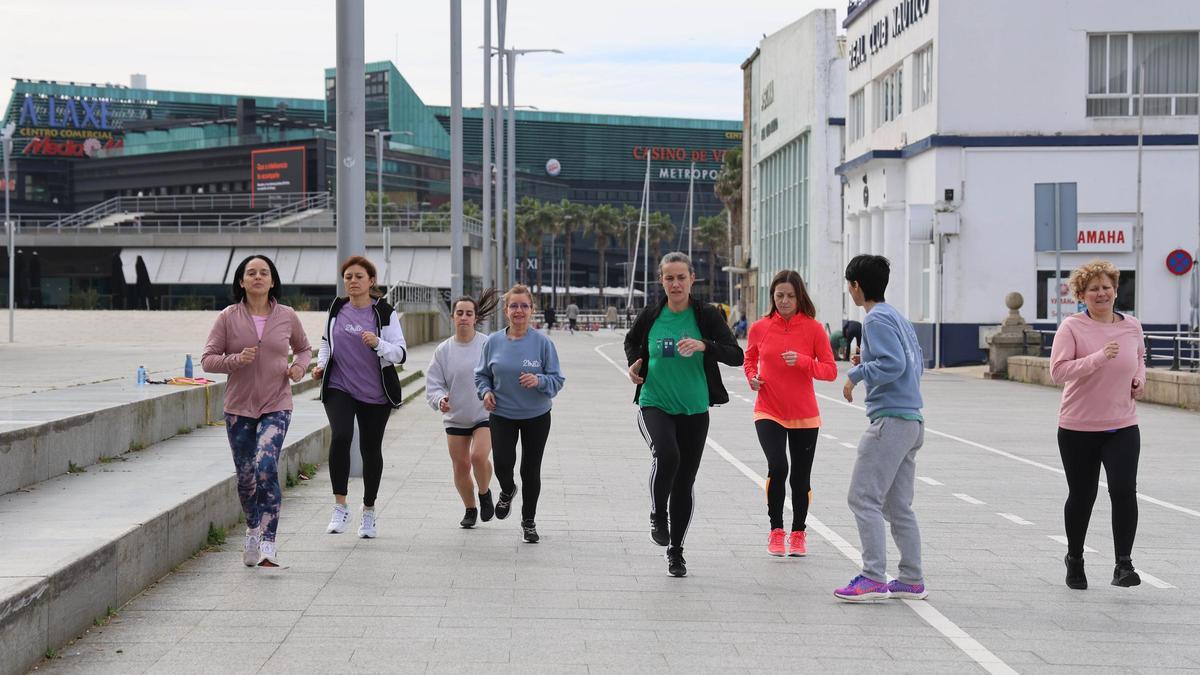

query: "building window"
xmin=849 ymin=89 xmax=866 ymax=142
xmin=755 ymin=133 xmax=809 ymax=312
xmin=913 ymin=44 xmax=933 ymax=110
xmin=873 ymin=66 xmax=903 ymax=129
xmin=1087 ymin=32 xmax=1199 ymax=116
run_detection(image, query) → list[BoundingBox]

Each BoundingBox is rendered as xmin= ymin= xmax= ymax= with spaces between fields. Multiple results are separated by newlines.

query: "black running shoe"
xmin=495 ymin=488 xmax=516 ymax=520
xmin=650 ymin=517 xmax=669 ymax=546
xmin=479 ymin=490 xmax=495 ymax=522
xmin=1112 ymin=557 xmax=1141 ymax=587
xmin=460 ymin=508 xmax=478 ymax=529
xmin=1064 ymin=554 xmax=1087 ymax=590
xmin=521 ymin=519 xmax=539 ymax=543
xmin=666 ymin=546 xmax=687 ymax=577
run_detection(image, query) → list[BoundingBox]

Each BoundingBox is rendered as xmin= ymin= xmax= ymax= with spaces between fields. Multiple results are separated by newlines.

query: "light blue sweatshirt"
xmin=847 ymin=302 xmax=924 ymax=421
xmin=475 ymin=328 xmax=565 ymax=420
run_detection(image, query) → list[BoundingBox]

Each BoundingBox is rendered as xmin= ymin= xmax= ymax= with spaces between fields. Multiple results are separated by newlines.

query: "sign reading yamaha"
xmin=848 ymin=0 xmax=931 ymax=71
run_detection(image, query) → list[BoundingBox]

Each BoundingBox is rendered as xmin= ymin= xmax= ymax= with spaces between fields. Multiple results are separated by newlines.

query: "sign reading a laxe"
xmin=250 ymin=146 xmax=306 ymax=205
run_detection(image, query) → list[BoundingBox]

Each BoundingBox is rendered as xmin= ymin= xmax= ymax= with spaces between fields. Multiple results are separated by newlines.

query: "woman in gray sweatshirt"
xmin=426 ymin=290 xmax=500 ymax=528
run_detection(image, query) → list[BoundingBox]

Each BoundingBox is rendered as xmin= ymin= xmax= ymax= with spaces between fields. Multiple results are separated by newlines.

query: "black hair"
xmin=452 ymin=288 xmax=500 ymax=325
xmin=231 ymin=254 xmax=282 ymax=303
xmin=844 ymin=254 xmax=889 ymax=302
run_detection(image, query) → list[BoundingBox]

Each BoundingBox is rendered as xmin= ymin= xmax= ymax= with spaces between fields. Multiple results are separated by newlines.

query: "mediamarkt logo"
xmin=22 ymin=137 xmax=123 ymax=158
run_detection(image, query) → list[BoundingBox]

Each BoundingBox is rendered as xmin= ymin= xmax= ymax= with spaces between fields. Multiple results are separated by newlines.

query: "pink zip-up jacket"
xmin=1050 ymin=312 xmax=1146 ymax=432
xmin=202 ymin=301 xmax=313 ymax=418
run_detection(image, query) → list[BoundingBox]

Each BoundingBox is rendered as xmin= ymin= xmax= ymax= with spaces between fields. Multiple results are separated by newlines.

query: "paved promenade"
xmin=27 ymin=329 xmax=1200 ymax=674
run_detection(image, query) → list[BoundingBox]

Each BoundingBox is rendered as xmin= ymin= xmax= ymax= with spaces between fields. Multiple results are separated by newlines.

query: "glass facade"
xmin=755 ymin=133 xmax=809 ymax=313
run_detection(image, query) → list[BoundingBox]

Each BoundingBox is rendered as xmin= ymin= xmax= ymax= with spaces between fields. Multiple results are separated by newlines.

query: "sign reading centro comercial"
xmin=251 ymin=146 xmax=306 ymax=205
xmin=15 ymin=94 xmax=125 ymax=158
xmin=848 ymin=0 xmax=931 ymax=71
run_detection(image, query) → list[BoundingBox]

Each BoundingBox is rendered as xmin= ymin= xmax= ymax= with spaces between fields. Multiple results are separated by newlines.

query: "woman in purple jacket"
xmin=202 ymin=254 xmax=311 ymax=568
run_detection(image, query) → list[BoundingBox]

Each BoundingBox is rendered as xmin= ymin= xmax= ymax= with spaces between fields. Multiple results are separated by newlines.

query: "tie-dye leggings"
xmin=224 ymin=411 xmax=292 ymax=542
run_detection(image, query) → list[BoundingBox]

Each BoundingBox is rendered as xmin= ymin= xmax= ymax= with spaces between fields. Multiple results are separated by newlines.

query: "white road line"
xmin=953 ymin=493 xmax=986 ymax=505
xmin=1137 ymin=571 xmax=1175 ymax=589
xmin=917 ymin=476 xmax=943 ymax=486
xmin=1047 ymin=535 xmax=1097 ymax=553
xmin=839 ymin=441 xmax=857 ymax=449
xmin=997 ymin=513 xmax=1033 ymax=526
xmin=814 ymin=392 xmax=1200 ymax=521
xmin=737 ymin=395 xmax=754 ymax=404
xmin=596 ymin=343 xmax=1016 ymax=674
xmin=821 ymin=433 xmax=838 ymax=440
xmin=705 ymin=436 xmax=1016 ymax=675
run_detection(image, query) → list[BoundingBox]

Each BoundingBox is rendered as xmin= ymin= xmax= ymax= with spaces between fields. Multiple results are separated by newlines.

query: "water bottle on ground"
xmin=184 ymin=354 xmax=193 ymax=379
xmin=136 ymin=365 xmax=147 ymax=386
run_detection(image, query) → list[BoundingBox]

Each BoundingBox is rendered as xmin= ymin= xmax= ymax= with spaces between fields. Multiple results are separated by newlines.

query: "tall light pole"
xmin=3 ymin=122 xmax=14 ymax=343
xmin=335 ymin=0 xmax=366 ymax=296
xmin=481 ymin=0 xmax=493 ymax=297
xmin=499 ymin=46 xmax=562 ymax=287
xmin=372 ymin=128 xmax=413 ymax=290
xmin=450 ymin=0 xmax=465 ymax=299
xmin=494 ymin=0 xmax=506 ymax=293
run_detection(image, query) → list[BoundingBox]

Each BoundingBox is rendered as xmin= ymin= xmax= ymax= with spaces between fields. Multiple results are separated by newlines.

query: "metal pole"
xmin=686 ymin=161 xmax=695 ymax=259
xmin=1055 ymin=183 xmax=1062 ymax=325
xmin=643 ymin=153 xmax=651 ymax=308
xmin=494 ymin=0 xmax=507 ymax=291
xmin=450 ymin=0 xmax=464 ymax=299
xmin=3 ymin=129 xmax=13 ymax=343
xmin=336 ymin=0 xmax=366 ymax=296
xmin=507 ymin=50 xmax=517 ymax=288
xmin=1135 ymin=63 xmax=1145 ymax=318
xmin=375 ymin=130 xmax=383 ymax=234
xmin=481 ymin=0 xmax=492 ymax=295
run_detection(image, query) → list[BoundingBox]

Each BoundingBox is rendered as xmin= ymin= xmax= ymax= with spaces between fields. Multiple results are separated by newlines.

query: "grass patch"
xmin=206 ymin=523 xmax=226 ymax=547
xmin=285 ymin=472 xmax=298 ymax=489
xmin=45 ymin=648 xmax=57 ymax=659
xmin=237 ymin=511 xmax=245 ymax=525
xmin=299 ymin=462 xmax=318 ymax=480
xmin=92 ymin=606 xmax=117 ymax=627
xmin=67 ymin=462 xmax=86 ymax=474
xmin=177 ymin=426 xmax=192 ymax=435
xmin=128 ymin=441 xmax=145 ymax=452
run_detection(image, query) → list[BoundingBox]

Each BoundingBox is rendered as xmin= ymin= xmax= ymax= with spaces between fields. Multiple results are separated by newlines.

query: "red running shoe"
xmin=767 ymin=528 xmax=786 ymax=556
xmin=788 ymin=530 xmax=807 ymax=557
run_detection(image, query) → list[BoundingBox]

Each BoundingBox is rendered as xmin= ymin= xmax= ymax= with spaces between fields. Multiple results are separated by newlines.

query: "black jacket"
xmin=318 ymin=297 xmax=408 ymax=408
xmin=623 ymin=297 xmax=744 ymax=406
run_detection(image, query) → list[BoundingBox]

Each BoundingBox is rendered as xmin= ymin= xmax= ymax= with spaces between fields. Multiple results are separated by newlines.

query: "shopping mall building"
xmin=2 ymin=62 xmax=739 ymax=309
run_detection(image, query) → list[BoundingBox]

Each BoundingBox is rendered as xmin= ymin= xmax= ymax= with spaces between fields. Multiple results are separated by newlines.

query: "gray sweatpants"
xmin=847 ymin=416 xmax=925 ymax=584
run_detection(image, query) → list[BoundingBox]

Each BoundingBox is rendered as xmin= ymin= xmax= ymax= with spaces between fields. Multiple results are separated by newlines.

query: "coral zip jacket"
xmin=744 ymin=312 xmax=838 ymax=424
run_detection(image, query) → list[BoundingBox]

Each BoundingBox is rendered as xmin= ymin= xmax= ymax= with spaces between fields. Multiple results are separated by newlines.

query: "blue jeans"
xmin=224 ymin=411 xmax=291 ymax=542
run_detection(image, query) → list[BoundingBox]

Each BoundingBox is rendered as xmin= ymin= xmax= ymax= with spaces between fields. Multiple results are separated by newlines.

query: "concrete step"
xmin=0 ymin=366 xmax=427 ymax=675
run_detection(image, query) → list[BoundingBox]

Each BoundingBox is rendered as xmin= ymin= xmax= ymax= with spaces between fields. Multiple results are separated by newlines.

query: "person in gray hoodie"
xmin=426 ymin=290 xmax=500 ymax=528
xmin=834 ymin=255 xmax=928 ymax=603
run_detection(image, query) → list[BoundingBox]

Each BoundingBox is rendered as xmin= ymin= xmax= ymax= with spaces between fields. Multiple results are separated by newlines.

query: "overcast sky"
xmin=1 ymin=1 xmax=845 ymax=121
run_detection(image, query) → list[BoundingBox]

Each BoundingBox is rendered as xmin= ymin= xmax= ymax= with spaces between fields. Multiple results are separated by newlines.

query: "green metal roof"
xmin=6 ymin=79 xmax=324 ymax=113
xmin=427 ymin=105 xmax=740 ymax=131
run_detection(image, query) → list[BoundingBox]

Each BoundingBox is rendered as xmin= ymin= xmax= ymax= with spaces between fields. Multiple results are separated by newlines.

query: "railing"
xmin=227 ymin=193 xmax=331 ymax=229
xmin=45 ymin=192 xmax=329 ymax=230
xmin=386 ymin=282 xmax=452 ymax=332
xmin=1033 ymin=329 xmax=1199 ymax=372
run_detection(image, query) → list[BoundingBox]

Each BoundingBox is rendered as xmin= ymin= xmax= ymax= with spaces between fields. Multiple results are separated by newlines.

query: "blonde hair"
xmin=1068 ymin=259 xmax=1120 ymax=301
xmin=503 ymin=283 xmax=535 ymax=309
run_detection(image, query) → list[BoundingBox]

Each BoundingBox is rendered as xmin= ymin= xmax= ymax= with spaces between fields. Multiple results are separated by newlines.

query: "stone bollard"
xmin=985 ymin=292 xmax=1043 ymax=379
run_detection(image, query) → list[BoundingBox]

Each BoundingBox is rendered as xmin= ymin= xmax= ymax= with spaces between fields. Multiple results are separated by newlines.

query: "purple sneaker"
xmin=834 ymin=575 xmax=890 ymax=602
xmin=886 ymin=579 xmax=928 ymax=600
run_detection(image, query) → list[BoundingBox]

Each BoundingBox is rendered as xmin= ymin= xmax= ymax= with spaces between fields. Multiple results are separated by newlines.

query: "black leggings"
xmin=1058 ymin=425 xmax=1140 ymax=559
xmin=324 ymin=387 xmax=393 ymax=507
xmin=490 ymin=411 xmax=552 ymax=521
xmin=755 ymin=421 xmax=818 ymax=531
xmin=638 ymin=407 xmax=710 ymax=548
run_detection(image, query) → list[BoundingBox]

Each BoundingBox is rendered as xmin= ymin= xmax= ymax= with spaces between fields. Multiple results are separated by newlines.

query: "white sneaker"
xmin=326 ymin=504 xmax=350 ymax=534
xmin=257 ymin=540 xmax=281 ymax=567
xmin=243 ymin=530 xmax=260 ymax=567
xmin=358 ymin=507 xmax=378 ymax=538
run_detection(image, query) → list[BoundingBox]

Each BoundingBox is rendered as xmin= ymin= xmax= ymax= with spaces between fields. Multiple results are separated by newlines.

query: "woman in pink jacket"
xmin=202 ymin=254 xmax=312 ymax=568
xmin=1050 ymin=259 xmax=1145 ymax=590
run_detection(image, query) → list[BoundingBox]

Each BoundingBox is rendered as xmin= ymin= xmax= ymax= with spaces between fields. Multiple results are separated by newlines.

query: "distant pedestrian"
xmin=475 ymin=284 xmax=566 ymax=543
xmin=426 ymin=289 xmax=500 ymax=528
xmin=544 ymin=305 xmax=557 ymax=331
xmin=744 ymin=270 xmax=837 ymax=558
xmin=1050 ymin=259 xmax=1145 ymax=590
xmin=624 ymin=252 xmax=744 ymax=577
xmin=841 ymin=319 xmax=862 ymax=361
xmin=835 ymin=255 xmax=927 ymax=602
xmin=605 ymin=305 xmax=619 ymax=329
xmin=625 ymin=304 xmax=634 ymax=329
xmin=202 ymin=254 xmax=311 ymax=568
xmin=312 ymin=256 xmax=408 ymax=539
xmin=566 ymin=302 xmax=580 ymax=333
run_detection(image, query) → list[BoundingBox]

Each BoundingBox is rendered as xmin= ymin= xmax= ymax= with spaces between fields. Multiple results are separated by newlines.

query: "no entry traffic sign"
xmin=1166 ymin=249 xmax=1194 ymax=276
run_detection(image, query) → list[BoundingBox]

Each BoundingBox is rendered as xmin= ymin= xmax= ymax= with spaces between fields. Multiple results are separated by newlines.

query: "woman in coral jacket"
xmin=744 ymin=270 xmax=838 ymax=558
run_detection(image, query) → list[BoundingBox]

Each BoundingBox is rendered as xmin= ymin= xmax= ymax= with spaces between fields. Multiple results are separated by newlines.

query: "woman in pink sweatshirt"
xmin=1050 ymin=259 xmax=1145 ymax=591
xmin=202 ymin=254 xmax=312 ymax=568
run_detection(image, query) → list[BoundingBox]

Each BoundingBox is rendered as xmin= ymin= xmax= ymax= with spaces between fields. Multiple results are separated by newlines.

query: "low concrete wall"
xmin=400 ymin=311 xmax=449 ymax=347
xmin=1008 ymin=356 xmax=1200 ymax=411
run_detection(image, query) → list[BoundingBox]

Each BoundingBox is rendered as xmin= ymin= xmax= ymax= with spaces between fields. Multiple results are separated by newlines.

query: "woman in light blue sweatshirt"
xmin=475 ymin=284 xmax=565 ymax=543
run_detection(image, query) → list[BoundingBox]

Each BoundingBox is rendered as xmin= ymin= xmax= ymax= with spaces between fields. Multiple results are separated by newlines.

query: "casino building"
xmin=2 ymin=62 xmax=740 ymax=308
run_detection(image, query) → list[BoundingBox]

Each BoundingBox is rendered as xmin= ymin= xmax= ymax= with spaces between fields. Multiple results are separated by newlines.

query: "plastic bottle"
xmin=136 ymin=365 xmax=147 ymax=385
xmin=184 ymin=353 xmax=193 ymax=379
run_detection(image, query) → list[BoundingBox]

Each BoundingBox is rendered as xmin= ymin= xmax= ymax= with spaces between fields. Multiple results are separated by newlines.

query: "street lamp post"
xmin=372 ymin=128 xmax=413 ymax=291
xmin=3 ymin=122 xmax=14 ymax=342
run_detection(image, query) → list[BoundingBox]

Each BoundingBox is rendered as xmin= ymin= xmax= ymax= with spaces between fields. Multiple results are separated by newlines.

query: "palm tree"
xmin=618 ymin=203 xmax=641 ymax=289
xmin=367 ymin=191 xmax=400 ymax=228
xmin=516 ymin=197 xmax=547 ymax=289
xmin=693 ymin=212 xmax=729 ymax=302
xmin=713 ymin=146 xmax=742 ymax=244
xmin=550 ymin=199 xmax=587 ymax=305
xmin=585 ymin=204 xmax=623 ymax=303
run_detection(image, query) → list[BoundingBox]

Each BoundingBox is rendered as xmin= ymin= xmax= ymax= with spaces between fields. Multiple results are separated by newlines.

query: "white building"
xmin=841 ymin=0 xmax=1200 ymax=365
xmin=745 ymin=10 xmax=847 ymax=329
